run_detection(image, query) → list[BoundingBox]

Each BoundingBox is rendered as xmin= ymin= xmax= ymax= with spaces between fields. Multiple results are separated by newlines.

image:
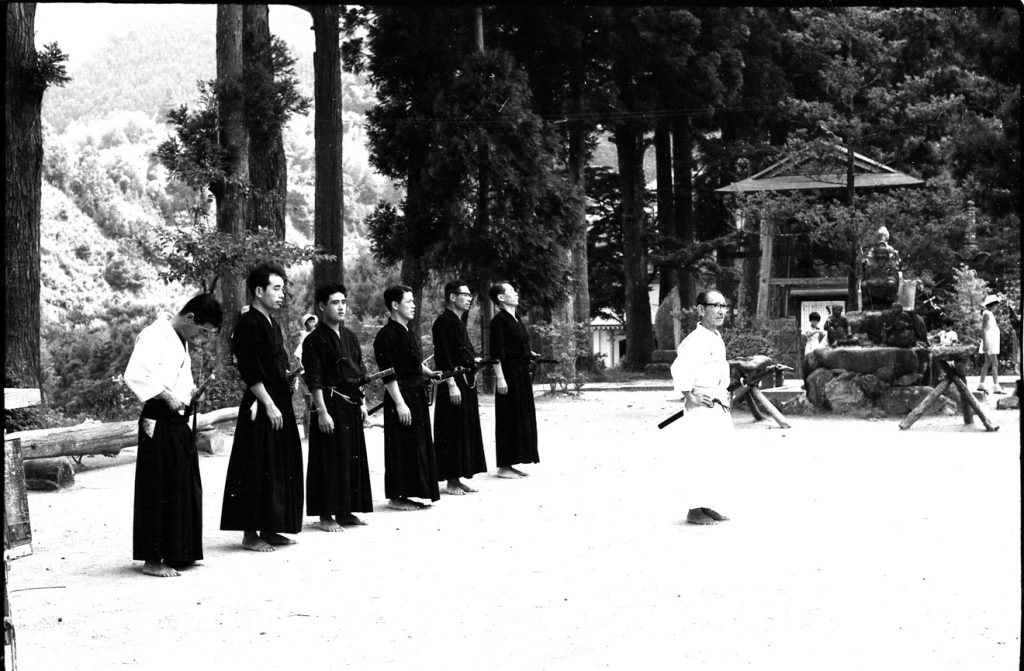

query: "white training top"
xmin=670 ymin=323 xmax=729 ymax=399
xmin=123 ymin=312 xmax=194 ymax=407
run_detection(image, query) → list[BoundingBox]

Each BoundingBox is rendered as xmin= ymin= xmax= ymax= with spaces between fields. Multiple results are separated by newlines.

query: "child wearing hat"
xmin=978 ymin=295 xmax=1003 ymax=394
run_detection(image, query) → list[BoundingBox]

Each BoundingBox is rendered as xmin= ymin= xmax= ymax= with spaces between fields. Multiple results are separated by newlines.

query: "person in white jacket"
xmin=123 ymin=293 xmax=222 ymax=577
xmin=669 ymin=289 xmax=733 ymax=526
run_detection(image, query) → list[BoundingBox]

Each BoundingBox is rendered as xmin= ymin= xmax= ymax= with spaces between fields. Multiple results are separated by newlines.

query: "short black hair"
xmin=315 ymin=283 xmax=347 ymax=308
xmin=696 ymin=289 xmax=724 ymax=306
xmin=444 ymin=280 xmax=469 ymax=302
xmin=246 ymin=261 xmax=287 ymax=296
xmin=831 ymin=304 xmax=844 ymax=313
xmin=488 ymin=282 xmax=509 ymax=304
xmin=179 ymin=293 xmax=223 ymax=329
xmin=383 ymin=284 xmax=413 ymax=312
xmin=809 ymin=311 xmax=821 ymax=322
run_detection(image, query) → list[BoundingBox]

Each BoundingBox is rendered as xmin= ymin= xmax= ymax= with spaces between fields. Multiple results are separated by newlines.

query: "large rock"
xmin=875 ymin=386 xmax=958 ymax=416
xmin=854 ymin=373 xmax=890 ymax=400
xmin=654 ymin=287 xmax=681 ymax=350
xmin=823 ymin=372 xmax=871 ymax=413
xmin=996 ymin=395 xmax=1019 ymax=410
xmin=806 ymin=368 xmax=840 ymax=409
xmin=811 ymin=346 xmax=921 ymax=382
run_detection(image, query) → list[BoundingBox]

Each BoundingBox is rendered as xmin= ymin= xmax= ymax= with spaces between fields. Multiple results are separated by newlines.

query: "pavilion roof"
xmin=715 ymin=141 xmax=924 ymax=193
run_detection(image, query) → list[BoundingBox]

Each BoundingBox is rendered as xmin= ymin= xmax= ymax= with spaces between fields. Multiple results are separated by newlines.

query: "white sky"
xmin=34 ymin=3 xmax=314 ymax=68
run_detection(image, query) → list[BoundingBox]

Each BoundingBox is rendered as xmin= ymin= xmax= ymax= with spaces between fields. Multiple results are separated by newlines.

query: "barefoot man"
xmin=373 ymin=285 xmax=441 ymax=510
xmin=489 ymin=282 xmax=539 ymax=478
xmin=670 ymin=289 xmax=733 ymax=525
xmin=123 ymin=293 xmax=223 ymax=576
xmin=432 ymin=280 xmax=487 ymax=495
xmin=220 ymin=263 xmax=304 ymax=551
xmin=302 ymin=283 xmax=373 ymax=531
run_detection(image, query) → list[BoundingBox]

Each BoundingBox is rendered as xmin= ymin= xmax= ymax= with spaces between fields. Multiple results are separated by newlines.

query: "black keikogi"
xmin=490 ymin=310 xmax=539 ymax=468
xmin=431 ymin=309 xmax=487 ymax=482
xmin=372 ymin=319 xmax=440 ymax=502
xmin=302 ymin=322 xmax=374 ymax=517
xmin=220 ymin=309 xmax=304 ymax=533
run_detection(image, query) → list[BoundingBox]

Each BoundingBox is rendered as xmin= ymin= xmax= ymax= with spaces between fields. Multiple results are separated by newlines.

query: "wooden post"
xmin=898 ymin=378 xmax=952 ymax=430
xmin=748 ymin=386 xmax=790 ymax=429
xmin=943 ymin=365 xmax=998 ymax=431
xmin=756 ymin=217 xmax=773 ymax=324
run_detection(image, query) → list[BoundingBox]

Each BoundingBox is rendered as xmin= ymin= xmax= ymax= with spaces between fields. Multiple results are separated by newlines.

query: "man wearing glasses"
xmin=669 ymin=289 xmax=733 ymax=525
xmin=123 ymin=293 xmax=223 ymax=576
xmin=432 ymin=280 xmax=487 ymax=495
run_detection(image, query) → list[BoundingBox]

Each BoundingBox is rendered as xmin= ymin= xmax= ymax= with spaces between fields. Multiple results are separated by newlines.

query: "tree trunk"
xmin=8 ymin=408 xmax=238 ymax=461
xmin=244 ymin=4 xmax=287 ymax=238
xmin=654 ymin=120 xmax=675 ymax=301
xmin=672 ymin=116 xmax=695 ymax=306
xmin=310 ymin=5 xmax=345 ymax=287
xmin=615 ymin=122 xmax=653 ymax=371
xmin=846 ymin=134 xmax=860 ymax=310
xmin=216 ymin=5 xmax=249 ymax=331
xmin=5 ymin=3 xmax=44 ymax=392
xmin=567 ymin=61 xmax=590 ymax=325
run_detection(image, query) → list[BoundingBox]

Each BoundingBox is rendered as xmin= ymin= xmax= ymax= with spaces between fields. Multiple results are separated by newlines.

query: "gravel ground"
xmin=7 ymin=391 xmax=1021 ymax=671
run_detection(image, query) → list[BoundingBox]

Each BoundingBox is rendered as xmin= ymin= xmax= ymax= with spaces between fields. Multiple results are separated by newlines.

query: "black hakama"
xmin=133 ymin=399 xmax=203 ymax=565
xmin=302 ymin=324 xmax=373 ymax=516
xmin=490 ymin=310 xmax=539 ymax=467
xmin=373 ymin=319 xmax=440 ymax=502
xmin=431 ymin=309 xmax=487 ymax=480
xmin=220 ymin=309 xmax=304 ymax=533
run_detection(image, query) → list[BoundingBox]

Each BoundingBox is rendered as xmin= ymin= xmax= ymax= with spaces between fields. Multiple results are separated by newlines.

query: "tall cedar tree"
xmin=6 ymin=3 xmax=69 ymax=391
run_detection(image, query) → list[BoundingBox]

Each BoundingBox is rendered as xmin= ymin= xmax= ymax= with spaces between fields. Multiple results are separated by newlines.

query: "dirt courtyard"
xmin=7 ymin=390 xmax=1021 ymax=671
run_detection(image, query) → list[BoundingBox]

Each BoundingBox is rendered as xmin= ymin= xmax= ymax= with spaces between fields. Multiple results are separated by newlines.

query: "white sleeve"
xmin=123 ymin=326 xmax=165 ymax=403
xmin=670 ymin=338 xmax=696 ymax=396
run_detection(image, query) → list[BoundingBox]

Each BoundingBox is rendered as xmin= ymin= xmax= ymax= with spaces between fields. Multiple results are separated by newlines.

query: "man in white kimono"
xmin=123 ymin=293 xmax=223 ymax=576
xmin=670 ymin=289 xmax=733 ymax=525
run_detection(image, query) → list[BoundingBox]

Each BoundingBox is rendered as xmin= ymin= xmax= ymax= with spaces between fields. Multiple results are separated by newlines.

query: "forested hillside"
xmin=32 ymin=12 xmax=399 ymax=423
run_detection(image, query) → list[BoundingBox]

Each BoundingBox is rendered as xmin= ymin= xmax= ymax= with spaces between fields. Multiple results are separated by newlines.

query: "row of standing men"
xmin=123 ymin=261 xmax=541 ymax=577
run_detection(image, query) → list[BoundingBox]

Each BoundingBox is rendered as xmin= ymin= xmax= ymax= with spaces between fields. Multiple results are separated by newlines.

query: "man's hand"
xmin=360 ymin=405 xmax=368 ymax=422
xmin=685 ymin=390 xmax=715 ymax=408
xmin=317 ymin=408 xmax=334 ymax=434
xmin=496 ymin=378 xmax=508 ymax=395
xmin=396 ymin=401 xmax=412 ymax=426
xmin=447 ymin=382 xmax=462 ymax=406
xmin=265 ymin=401 xmax=284 ymax=430
xmin=161 ymin=390 xmax=185 ymax=413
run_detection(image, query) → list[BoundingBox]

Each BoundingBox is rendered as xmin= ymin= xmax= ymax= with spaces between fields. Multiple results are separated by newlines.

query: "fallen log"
xmin=8 ymin=407 xmax=238 ymax=461
xmin=24 ymin=457 xmax=76 ymax=491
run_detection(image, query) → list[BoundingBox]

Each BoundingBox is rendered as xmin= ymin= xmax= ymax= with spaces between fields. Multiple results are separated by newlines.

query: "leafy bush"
xmin=530 ymin=320 xmax=591 ymax=395
xmin=722 ymin=318 xmax=778 ymax=360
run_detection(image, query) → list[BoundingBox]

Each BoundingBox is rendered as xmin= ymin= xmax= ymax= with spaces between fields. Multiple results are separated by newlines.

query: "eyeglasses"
xmin=197 ymin=324 xmax=219 ymax=335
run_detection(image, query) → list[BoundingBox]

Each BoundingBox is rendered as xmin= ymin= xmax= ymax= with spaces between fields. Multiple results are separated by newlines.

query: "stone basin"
xmin=807 ymin=346 xmax=923 ymax=382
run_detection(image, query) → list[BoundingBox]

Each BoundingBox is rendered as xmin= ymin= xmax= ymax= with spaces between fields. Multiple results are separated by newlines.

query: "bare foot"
xmin=338 ymin=513 xmax=367 ymax=526
xmin=510 ymin=467 xmax=529 ymax=477
xmin=317 ymin=517 xmax=344 ymax=532
xmin=700 ymin=507 xmax=730 ymax=522
xmin=495 ymin=467 xmax=525 ymax=479
xmin=260 ymin=531 xmax=296 ymax=546
xmin=444 ymin=485 xmax=467 ymax=496
xmin=686 ymin=508 xmax=718 ymax=525
xmin=457 ymin=481 xmax=477 ymax=493
xmin=242 ymin=532 xmax=275 ymax=552
xmin=386 ymin=498 xmax=421 ymax=511
xmin=142 ymin=561 xmax=180 ymax=577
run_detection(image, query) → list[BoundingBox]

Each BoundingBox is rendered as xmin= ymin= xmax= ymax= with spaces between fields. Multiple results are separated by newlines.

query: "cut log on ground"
xmin=8 ymin=407 xmax=238 ymax=461
xmin=23 ymin=457 xmax=76 ymax=491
